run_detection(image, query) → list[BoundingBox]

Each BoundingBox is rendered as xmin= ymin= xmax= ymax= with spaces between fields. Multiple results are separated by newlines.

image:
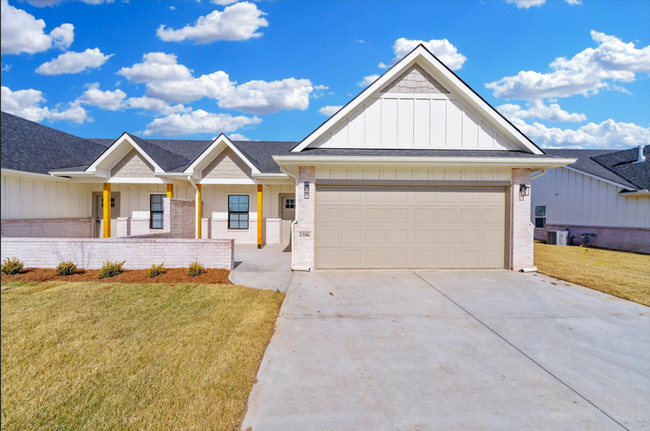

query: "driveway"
xmin=242 ymin=270 xmax=650 ymax=431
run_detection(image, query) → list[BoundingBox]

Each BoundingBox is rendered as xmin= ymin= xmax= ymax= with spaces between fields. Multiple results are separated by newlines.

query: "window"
xmin=228 ymin=195 xmax=249 ymax=229
xmin=534 ymin=206 xmax=546 ymax=228
xmin=150 ymin=194 xmax=165 ymax=229
xmin=285 ymin=198 xmax=295 ymax=209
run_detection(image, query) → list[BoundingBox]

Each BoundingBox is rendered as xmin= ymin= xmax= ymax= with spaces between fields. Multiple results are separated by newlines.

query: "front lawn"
xmin=534 ymin=241 xmax=650 ymax=306
xmin=1 ymin=281 xmax=284 ymax=430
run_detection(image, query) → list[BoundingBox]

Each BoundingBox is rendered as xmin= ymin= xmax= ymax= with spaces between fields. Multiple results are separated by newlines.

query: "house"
xmin=1 ymin=45 xmax=575 ymax=271
xmin=531 ymin=147 xmax=650 ymax=253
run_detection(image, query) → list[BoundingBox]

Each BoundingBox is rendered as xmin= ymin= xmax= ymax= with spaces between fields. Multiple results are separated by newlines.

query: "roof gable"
xmin=293 ymin=45 xmax=543 ymax=154
xmin=184 ymin=134 xmax=261 ymax=178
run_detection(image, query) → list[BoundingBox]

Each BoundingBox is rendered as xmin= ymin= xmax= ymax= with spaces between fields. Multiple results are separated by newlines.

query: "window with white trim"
xmin=228 ymin=195 xmax=249 ymax=229
xmin=534 ymin=206 xmax=546 ymax=228
xmin=150 ymin=194 xmax=165 ymax=229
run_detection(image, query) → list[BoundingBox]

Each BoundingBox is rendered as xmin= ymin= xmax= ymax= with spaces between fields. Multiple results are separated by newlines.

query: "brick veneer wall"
xmin=164 ymin=198 xmax=195 ymax=238
xmin=539 ymin=224 xmax=650 ymax=254
xmin=0 ymin=237 xmax=234 ymax=270
xmin=294 ymin=166 xmax=315 ymax=269
xmin=510 ymin=168 xmax=534 ymax=271
xmin=1 ymin=218 xmax=92 ymax=238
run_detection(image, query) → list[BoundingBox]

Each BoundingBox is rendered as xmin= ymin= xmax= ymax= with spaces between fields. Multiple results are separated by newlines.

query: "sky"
xmin=1 ymin=0 xmax=649 ymax=150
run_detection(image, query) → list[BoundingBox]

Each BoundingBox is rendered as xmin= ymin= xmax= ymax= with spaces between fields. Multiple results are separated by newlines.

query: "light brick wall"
xmin=510 ymin=168 xmax=534 ymax=271
xmin=1 ymin=237 xmax=234 ymax=270
xmin=202 ymin=148 xmax=252 ymax=179
xmin=381 ymin=64 xmax=449 ymax=94
xmin=164 ymin=198 xmax=195 ymax=238
xmin=294 ymin=166 xmax=315 ymax=269
xmin=539 ymin=224 xmax=650 ymax=254
xmin=265 ymin=218 xmax=281 ymax=245
xmin=111 ymin=149 xmax=155 ymax=178
xmin=1 ymin=218 xmax=92 ymax=238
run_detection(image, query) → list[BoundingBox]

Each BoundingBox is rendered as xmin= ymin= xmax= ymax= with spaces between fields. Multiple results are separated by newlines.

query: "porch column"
xmin=102 ymin=183 xmax=111 ymax=238
xmin=257 ymin=184 xmax=263 ymax=249
xmin=166 ymin=183 xmax=174 ymax=198
xmin=510 ymin=168 xmax=534 ymax=271
xmin=195 ymin=184 xmax=202 ymax=239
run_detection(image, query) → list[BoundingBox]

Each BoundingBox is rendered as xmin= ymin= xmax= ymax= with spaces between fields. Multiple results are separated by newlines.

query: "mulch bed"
xmin=1 ymin=268 xmax=232 ymax=285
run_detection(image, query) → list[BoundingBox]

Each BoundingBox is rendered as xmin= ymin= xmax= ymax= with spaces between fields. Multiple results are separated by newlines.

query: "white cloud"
xmin=1 ymin=0 xmax=74 ymax=54
xmin=22 ymin=0 xmax=114 ymax=6
xmin=218 ymin=78 xmax=313 ymax=114
xmin=486 ymin=30 xmax=650 ymax=100
xmin=169 ymin=5 xmax=175 ymax=10
xmin=124 ymin=96 xmax=190 ymax=115
xmin=497 ymin=100 xmax=586 ymax=122
xmin=357 ymin=74 xmax=379 ymax=87
xmin=505 ymin=0 xmax=581 ymax=9
xmin=157 ymin=2 xmax=268 ymax=44
xmin=1 ymin=86 xmax=89 ymax=123
xmin=35 ymin=48 xmax=113 ymax=75
xmin=117 ymin=52 xmax=193 ymax=83
xmin=508 ymin=116 xmax=649 ymax=149
xmin=212 ymin=0 xmax=238 ymax=4
xmin=142 ymin=109 xmax=261 ymax=137
xmin=1 ymin=64 xmax=10 ymax=72
xmin=318 ymin=105 xmax=342 ymax=116
xmin=229 ymin=133 xmax=249 ymax=140
xmin=379 ymin=37 xmax=467 ymax=70
xmin=118 ymin=52 xmax=315 ymax=113
xmin=77 ymin=83 xmax=126 ymax=111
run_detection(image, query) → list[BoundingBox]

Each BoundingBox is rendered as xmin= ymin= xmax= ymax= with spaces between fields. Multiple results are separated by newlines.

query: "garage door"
xmin=316 ymin=186 xmax=506 ymax=269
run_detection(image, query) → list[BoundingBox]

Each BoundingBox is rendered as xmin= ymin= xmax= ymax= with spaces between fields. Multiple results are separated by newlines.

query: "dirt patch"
xmin=1 ymin=267 xmax=232 ymax=285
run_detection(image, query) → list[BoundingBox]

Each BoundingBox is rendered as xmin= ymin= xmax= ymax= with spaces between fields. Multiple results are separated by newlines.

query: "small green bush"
xmin=187 ymin=259 xmax=206 ymax=277
xmin=98 ymin=260 xmax=125 ymax=279
xmin=1 ymin=257 xmax=24 ymax=275
xmin=56 ymin=260 xmax=77 ymax=276
xmin=148 ymin=263 xmax=165 ymax=278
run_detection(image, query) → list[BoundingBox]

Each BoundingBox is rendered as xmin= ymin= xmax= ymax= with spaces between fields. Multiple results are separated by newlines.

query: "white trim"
xmin=108 ymin=177 xmax=166 ymax=184
xmin=86 ymin=133 xmax=164 ymax=174
xmin=2 ymin=168 xmax=69 ymax=181
xmin=183 ymin=134 xmax=261 ymax=176
xmin=563 ymin=166 xmax=632 ymax=190
xmin=199 ymin=178 xmax=256 ymax=185
xmin=619 ymin=189 xmax=650 ymax=197
xmin=291 ymin=45 xmax=543 ymax=155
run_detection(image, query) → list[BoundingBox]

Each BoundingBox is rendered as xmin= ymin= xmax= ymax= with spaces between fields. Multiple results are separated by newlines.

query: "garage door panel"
xmin=316 ymin=186 xmax=505 ymax=269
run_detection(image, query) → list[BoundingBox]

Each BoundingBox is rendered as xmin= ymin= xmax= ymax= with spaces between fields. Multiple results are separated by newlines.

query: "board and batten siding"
xmin=311 ymin=95 xmax=518 ymax=150
xmin=531 ymin=167 xmax=650 ymax=228
xmin=315 ymin=167 xmax=512 ymax=182
xmin=1 ymin=174 xmax=95 ymax=220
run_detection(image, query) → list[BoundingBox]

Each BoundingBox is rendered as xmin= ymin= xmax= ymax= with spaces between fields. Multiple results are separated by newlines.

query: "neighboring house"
xmin=531 ymin=147 xmax=650 ymax=253
xmin=1 ymin=45 xmax=575 ymax=271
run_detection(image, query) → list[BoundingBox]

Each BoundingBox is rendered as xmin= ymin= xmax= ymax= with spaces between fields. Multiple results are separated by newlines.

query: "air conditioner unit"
xmin=547 ymin=230 xmax=568 ymax=246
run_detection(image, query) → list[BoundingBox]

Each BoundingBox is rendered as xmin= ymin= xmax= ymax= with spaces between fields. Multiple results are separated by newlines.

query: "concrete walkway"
xmin=242 ymin=270 xmax=650 ymax=430
xmin=228 ymin=244 xmax=293 ymax=291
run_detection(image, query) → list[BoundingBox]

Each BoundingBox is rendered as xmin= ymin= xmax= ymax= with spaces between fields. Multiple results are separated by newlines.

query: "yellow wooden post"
xmin=257 ymin=184 xmax=263 ymax=249
xmin=102 ymin=183 xmax=111 ymax=238
xmin=195 ymin=184 xmax=202 ymax=239
xmin=166 ymin=184 xmax=173 ymax=198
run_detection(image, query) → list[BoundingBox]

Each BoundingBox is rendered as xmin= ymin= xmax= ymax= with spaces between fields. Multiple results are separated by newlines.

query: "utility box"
xmin=547 ymin=230 xmax=568 ymax=246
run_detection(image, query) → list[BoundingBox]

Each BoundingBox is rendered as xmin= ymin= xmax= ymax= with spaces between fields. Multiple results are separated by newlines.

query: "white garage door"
xmin=316 ymin=186 xmax=506 ymax=269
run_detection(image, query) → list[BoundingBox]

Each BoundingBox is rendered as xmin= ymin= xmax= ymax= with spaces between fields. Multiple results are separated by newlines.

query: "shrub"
xmin=56 ymin=260 xmax=78 ymax=276
xmin=148 ymin=263 xmax=166 ymax=278
xmin=187 ymin=259 xmax=206 ymax=277
xmin=1 ymin=257 xmax=24 ymax=275
xmin=98 ymin=260 xmax=125 ymax=279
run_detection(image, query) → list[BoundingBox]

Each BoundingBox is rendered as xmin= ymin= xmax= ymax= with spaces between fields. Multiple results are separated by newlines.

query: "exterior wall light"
xmin=519 ymin=184 xmax=530 ymax=197
xmin=304 ymin=181 xmax=310 ymax=199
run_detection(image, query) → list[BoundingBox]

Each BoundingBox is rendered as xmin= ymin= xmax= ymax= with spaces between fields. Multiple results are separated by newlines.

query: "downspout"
xmin=278 ymin=165 xmax=311 ymax=271
xmin=187 ymin=176 xmax=201 ymax=239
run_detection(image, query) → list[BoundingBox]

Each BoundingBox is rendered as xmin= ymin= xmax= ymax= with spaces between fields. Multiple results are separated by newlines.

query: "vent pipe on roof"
xmin=633 ymin=145 xmax=646 ymax=164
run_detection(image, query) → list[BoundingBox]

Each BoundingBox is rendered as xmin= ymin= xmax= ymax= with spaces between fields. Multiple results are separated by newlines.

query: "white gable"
xmin=296 ymin=45 xmax=541 ymax=154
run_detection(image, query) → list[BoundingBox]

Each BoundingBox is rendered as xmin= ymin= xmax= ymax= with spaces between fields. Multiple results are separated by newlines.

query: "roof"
xmin=1 ymin=111 xmax=108 ymax=175
xmin=123 ymin=133 xmax=190 ymax=172
xmin=545 ymin=148 xmax=647 ymax=190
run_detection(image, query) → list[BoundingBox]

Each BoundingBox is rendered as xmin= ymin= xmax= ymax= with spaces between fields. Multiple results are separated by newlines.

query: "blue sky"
xmin=1 ymin=0 xmax=648 ymax=149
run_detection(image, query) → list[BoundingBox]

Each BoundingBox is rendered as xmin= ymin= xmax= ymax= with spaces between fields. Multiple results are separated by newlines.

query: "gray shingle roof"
xmin=544 ymin=149 xmax=639 ymax=189
xmin=231 ymin=141 xmax=296 ymax=173
xmin=123 ymin=133 xmax=190 ymax=172
xmin=1 ymin=111 xmax=108 ymax=175
xmin=592 ymin=146 xmax=650 ymax=191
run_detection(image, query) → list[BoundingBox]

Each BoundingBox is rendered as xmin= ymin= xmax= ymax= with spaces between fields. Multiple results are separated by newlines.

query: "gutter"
xmin=530 ymin=170 xmax=546 ymax=181
xmin=618 ymin=189 xmax=650 ymax=197
xmin=278 ymin=165 xmax=311 ymax=272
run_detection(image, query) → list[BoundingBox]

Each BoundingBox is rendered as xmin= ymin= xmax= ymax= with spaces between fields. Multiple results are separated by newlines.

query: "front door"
xmin=280 ymin=194 xmax=295 ymax=244
xmin=94 ymin=192 xmax=120 ymax=238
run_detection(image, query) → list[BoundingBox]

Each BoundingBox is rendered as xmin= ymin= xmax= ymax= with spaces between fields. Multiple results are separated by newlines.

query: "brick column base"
xmin=294 ymin=166 xmax=315 ymax=269
xmin=511 ymin=168 xmax=534 ymax=271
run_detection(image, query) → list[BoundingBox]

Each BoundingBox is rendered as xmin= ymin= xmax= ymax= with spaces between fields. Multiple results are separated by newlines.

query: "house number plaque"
xmin=298 ymin=231 xmax=311 ymax=238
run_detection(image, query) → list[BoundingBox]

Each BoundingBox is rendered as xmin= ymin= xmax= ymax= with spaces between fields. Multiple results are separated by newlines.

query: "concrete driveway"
xmin=242 ymin=270 xmax=650 ymax=431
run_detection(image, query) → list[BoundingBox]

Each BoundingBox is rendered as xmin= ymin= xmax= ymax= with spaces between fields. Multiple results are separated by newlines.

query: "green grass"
xmin=1 ymin=281 xmax=284 ymax=430
xmin=534 ymin=242 xmax=650 ymax=306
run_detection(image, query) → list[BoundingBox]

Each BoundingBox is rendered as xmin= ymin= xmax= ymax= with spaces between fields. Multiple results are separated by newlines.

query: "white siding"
xmin=315 ymin=167 xmax=512 ymax=182
xmin=310 ymin=95 xmax=517 ymax=150
xmin=531 ymin=167 xmax=650 ymax=228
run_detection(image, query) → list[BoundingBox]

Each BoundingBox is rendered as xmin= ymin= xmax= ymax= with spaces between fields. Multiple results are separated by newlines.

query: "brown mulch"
xmin=1 ymin=267 xmax=232 ymax=285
